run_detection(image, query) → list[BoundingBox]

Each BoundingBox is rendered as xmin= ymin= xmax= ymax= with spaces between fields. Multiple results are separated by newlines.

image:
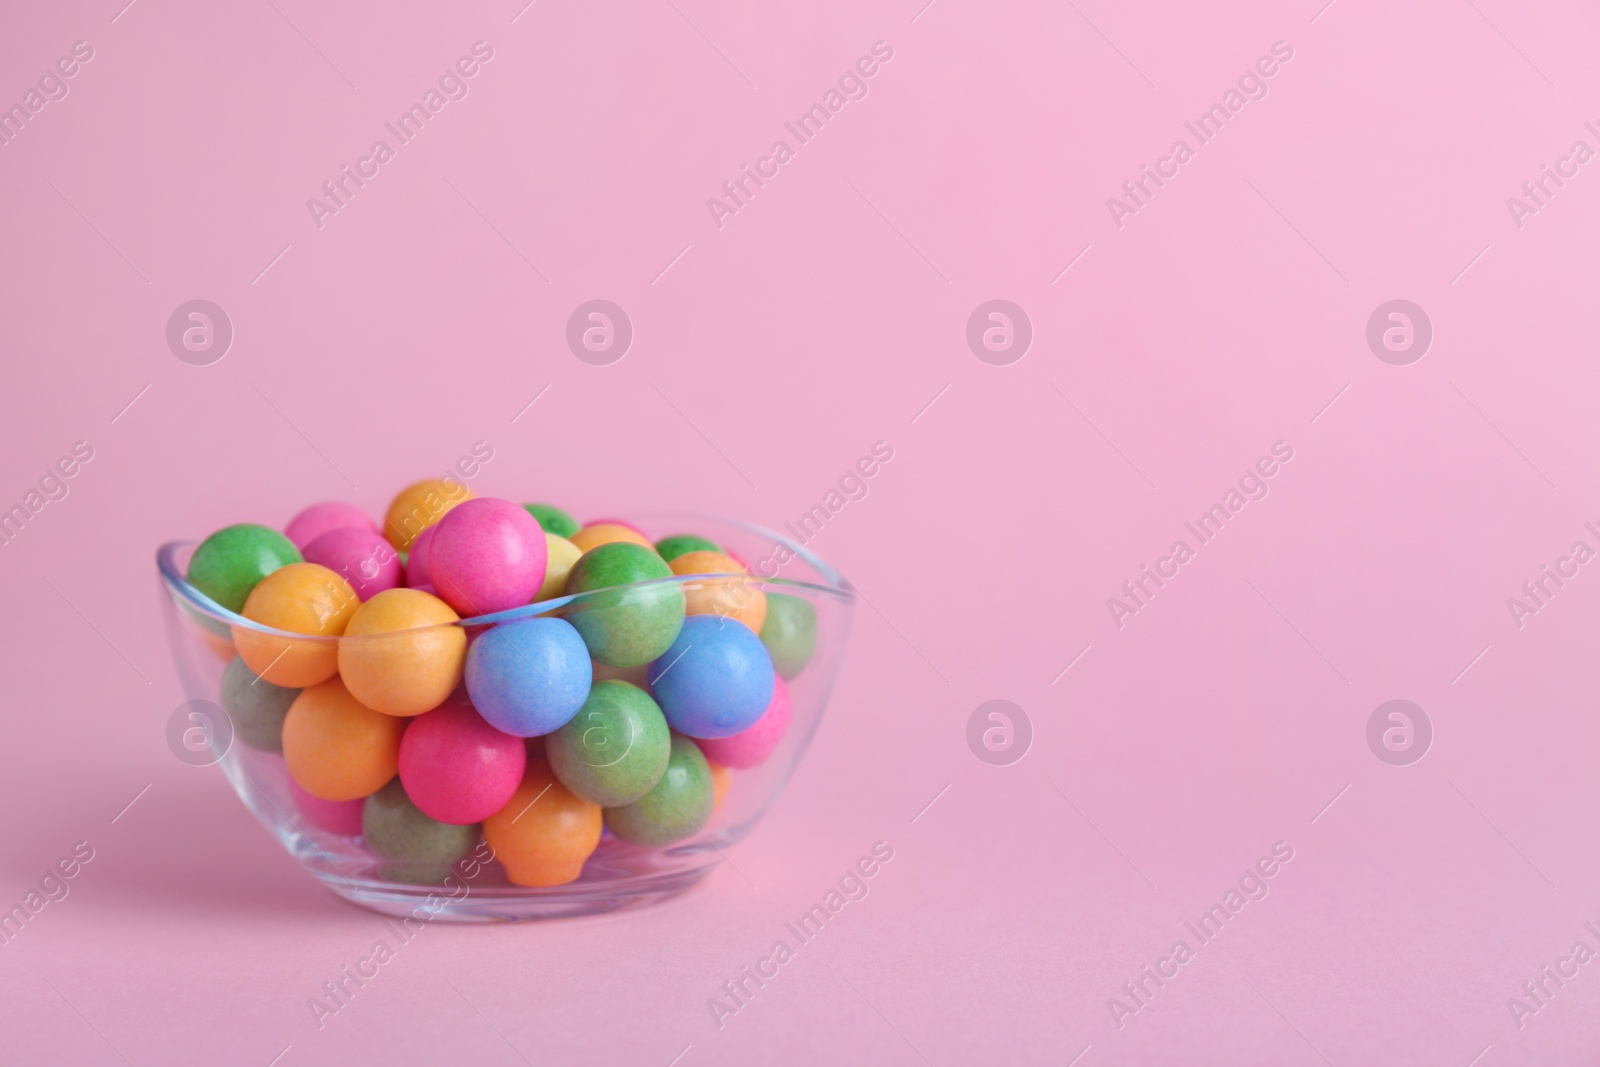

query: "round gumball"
xmin=696 ymin=675 xmax=790 ymax=769
xmin=564 ymin=543 xmax=684 ymax=667
xmin=591 ymin=660 xmax=651 ymax=689
xmin=363 ymin=778 xmax=479 ymax=884
xmin=569 ymin=523 xmax=654 ymax=554
xmin=708 ymin=761 xmax=731 ymax=814
xmin=233 ymin=562 xmax=357 ymax=686
xmin=282 ymin=677 xmax=406 ymax=801
xmin=338 ymin=588 xmax=466 ymax=716
xmin=289 ymin=777 xmax=365 ymax=836
xmin=302 ymin=526 xmax=403 ymax=601
xmin=484 ymin=760 xmax=602 ymax=887
xmin=427 ymin=498 xmax=548 ymax=617
xmin=464 ymin=617 xmax=591 ymax=737
xmin=284 ymin=502 xmax=378 ymax=552
xmin=655 ymin=534 xmax=721 ymax=562
xmin=546 ymin=681 xmax=671 ymax=806
xmin=219 ymin=656 xmax=300 ymax=752
xmin=760 ymin=593 xmax=817 ymax=680
xmin=647 ymin=616 xmax=774 ymax=738
xmin=523 ymin=503 xmax=581 ymax=540
xmin=404 ymin=524 xmax=438 ymax=587
xmin=670 ymin=550 xmax=767 ymax=632
xmin=398 ymin=694 xmax=526 ymax=825
xmin=187 ymin=524 xmax=302 ymax=614
xmin=603 ymin=733 xmax=713 ymax=847
xmin=537 ymin=532 xmax=582 ymax=602
xmin=384 ymin=478 xmax=473 ymax=551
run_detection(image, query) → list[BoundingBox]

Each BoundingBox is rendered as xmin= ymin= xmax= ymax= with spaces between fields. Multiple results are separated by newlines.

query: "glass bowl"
xmin=156 ymin=512 xmax=854 ymax=922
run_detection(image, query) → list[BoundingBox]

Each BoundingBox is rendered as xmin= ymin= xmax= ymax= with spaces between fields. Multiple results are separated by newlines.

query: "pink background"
xmin=3 ymin=0 xmax=1600 ymax=1062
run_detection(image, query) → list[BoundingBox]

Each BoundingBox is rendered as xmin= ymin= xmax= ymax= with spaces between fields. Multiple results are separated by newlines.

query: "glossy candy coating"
xmin=569 ymin=523 xmax=654 ymax=554
xmin=384 ymin=478 xmax=473 ymax=551
xmin=187 ymin=524 xmax=301 ymax=614
xmin=564 ymin=543 xmax=685 ymax=668
xmin=759 ymin=593 xmax=817 ymax=680
xmin=647 ymin=616 xmax=774 ymax=739
xmin=523 ymin=503 xmax=581 ymax=540
xmin=427 ymin=498 xmax=548 ymax=617
xmin=670 ymin=550 xmax=767 ymax=632
xmin=282 ymin=677 xmax=405 ymax=801
xmin=302 ymin=526 xmax=403 ymax=601
xmin=696 ymin=674 xmax=790 ymax=769
xmin=654 ymin=534 xmax=721 ymax=562
xmin=234 ymin=563 xmax=357 ymax=687
xmin=546 ymin=681 xmax=671 ymax=807
xmin=398 ymin=694 xmax=526 ymax=825
xmin=284 ymin=502 xmax=378 ymax=552
xmin=219 ymin=656 xmax=300 ymax=752
xmin=464 ymin=617 xmax=592 ymax=737
xmin=484 ymin=760 xmax=602 ymax=887
xmin=338 ymin=588 xmax=465 ymax=717
xmin=362 ymin=778 xmax=479 ymax=884
xmin=603 ymin=733 xmax=713 ymax=847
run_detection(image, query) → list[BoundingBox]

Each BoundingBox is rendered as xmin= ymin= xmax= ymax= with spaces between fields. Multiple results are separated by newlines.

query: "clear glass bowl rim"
xmin=157 ymin=509 xmax=854 ymax=643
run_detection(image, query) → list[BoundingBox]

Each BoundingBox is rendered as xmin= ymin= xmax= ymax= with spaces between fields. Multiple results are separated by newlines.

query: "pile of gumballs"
xmin=183 ymin=480 xmax=816 ymax=888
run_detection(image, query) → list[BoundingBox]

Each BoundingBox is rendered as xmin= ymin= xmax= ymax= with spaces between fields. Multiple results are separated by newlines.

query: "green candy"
xmin=523 ymin=503 xmax=581 ymax=540
xmin=362 ymin=779 xmax=478 ymax=885
xmin=547 ymin=681 xmax=671 ymax=806
xmin=219 ymin=657 xmax=299 ymax=753
xmin=603 ymin=733 xmax=712 ymax=847
xmin=760 ymin=593 xmax=817 ymax=679
xmin=654 ymin=534 xmax=722 ymax=562
xmin=186 ymin=524 xmax=301 ymax=614
xmin=564 ymin=543 xmax=685 ymax=668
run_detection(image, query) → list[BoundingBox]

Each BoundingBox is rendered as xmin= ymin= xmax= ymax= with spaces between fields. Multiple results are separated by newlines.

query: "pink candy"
xmin=405 ymin=523 xmax=438 ymax=588
xmin=289 ymin=776 xmax=365 ymax=836
xmin=697 ymin=675 xmax=790 ymax=769
xmin=284 ymin=501 xmax=379 ymax=552
xmin=302 ymin=526 xmax=403 ymax=601
xmin=427 ymin=498 xmax=547 ymax=617
xmin=398 ymin=694 xmax=526 ymax=825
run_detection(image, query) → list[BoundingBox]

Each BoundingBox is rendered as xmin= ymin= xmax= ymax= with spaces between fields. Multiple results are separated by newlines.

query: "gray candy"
xmin=219 ymin=657 xmax=300 ymax=753
xmin=362 ymin=779 xmax=478 ymax=885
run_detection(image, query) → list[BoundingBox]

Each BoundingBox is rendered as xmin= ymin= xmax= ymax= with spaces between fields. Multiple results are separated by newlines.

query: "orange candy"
xmin=233 ymin=563 xmax=357 ymax=687
xmin=338 ymin=588 xmax=466 ymax=716
xmin=670 ymin=550 xmax=767 ymax=632
xmin=383 ymin=478 xmax=473 ymax=551
xmin=483 ymin=759 xmax=602 ymax=887
xmin=709 ymin=760 xmax=731 ymax=814
xmin=282 ymin=677 xmax=406 ymax=801
xmin=569 ymin=523 xmax=654 ymax=554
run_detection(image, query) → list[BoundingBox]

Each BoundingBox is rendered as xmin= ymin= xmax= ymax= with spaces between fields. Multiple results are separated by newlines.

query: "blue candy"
xmin=465 ymin=617 xmax=592 ymax=737
xmin=647 ymin=616 xmax=774 ymax=739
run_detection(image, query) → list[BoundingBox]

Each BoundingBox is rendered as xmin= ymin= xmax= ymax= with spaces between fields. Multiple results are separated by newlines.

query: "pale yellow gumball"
xmin=537 ymin=532 xmax=583 ymax=602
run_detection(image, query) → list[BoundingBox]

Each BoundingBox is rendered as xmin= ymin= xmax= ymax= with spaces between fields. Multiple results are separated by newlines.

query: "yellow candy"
xmin=233 ymin=563 xmax=357 ymax=687
xmin=338 ymin=588 xmax=466 ymax=716
xmin=537 ymin=532 xmax=583 ymax=603
xmin=384 ymin=478 xmax=473 ymax=551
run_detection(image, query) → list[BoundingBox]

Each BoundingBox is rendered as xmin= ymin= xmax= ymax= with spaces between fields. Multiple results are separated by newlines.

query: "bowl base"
xmin=314 ymin=862 xmax=720 ymax=923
